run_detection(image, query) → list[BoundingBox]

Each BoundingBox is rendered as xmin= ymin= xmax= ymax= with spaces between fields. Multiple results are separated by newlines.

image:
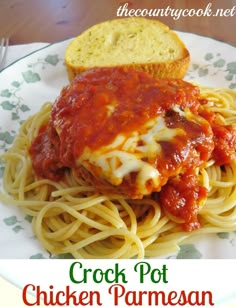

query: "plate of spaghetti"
xmin=0 ymin=32 xmax=236 ymax=259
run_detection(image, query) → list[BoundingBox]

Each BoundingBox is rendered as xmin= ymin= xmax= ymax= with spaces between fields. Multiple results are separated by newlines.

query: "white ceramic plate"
xmin=0 ymin=33 xmax=236 ymax=259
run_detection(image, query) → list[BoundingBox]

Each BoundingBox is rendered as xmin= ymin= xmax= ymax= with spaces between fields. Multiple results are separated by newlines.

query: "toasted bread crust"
xmin=66 ymin=56 xmax=190 ymax=81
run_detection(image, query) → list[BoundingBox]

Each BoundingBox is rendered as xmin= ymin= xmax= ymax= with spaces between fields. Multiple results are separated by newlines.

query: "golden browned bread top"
xmin=65 ymin=17 xmax=190 ymax=81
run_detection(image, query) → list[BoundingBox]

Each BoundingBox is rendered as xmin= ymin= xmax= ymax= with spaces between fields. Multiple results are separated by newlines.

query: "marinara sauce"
xmin=29 ymin=67 xmax=236 ymax=231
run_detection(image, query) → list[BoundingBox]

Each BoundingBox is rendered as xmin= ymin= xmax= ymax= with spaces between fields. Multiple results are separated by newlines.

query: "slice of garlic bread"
xmin=65 ymin=17 xmax=190 ymax=81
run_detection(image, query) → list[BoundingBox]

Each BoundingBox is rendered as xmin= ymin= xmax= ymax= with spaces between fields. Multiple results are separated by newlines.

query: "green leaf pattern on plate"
xmin=217 ymin=232 xmax=230 ymax=239
xmin=22 ymin=70 xmax=41 ymax=83
xmin=0 ymin=131 xmax=15 ymax=145
xmin=3 ymin=216 xmax=25 ymax=233
xmin=0 ymin=54 xmax=63 ymax=152
xmin=27 ymin=54 xmax=63 ymax=71
xmin=30 ymin=253 xmax=46 ymax=259
xmin=187 ymin=52 xmax=236 ymax=89
xmin=4 ymin=215 xmax=19 ymax=226
xmin=0 ymin=89 xmax=12 ymax=97
xmin=45 ymin=54 xmax=60 ymax=66
xmin=177 ymin=244 xmax=202 ymax=259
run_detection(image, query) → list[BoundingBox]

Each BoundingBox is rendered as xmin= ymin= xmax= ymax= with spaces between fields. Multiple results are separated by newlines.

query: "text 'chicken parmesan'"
xmin=29 ymin=67 xmax=236 ymax=231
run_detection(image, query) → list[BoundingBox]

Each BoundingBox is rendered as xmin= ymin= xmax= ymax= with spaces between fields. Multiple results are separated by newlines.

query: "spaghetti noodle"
xmin=1 ymin=69 xmax=236 ymax=258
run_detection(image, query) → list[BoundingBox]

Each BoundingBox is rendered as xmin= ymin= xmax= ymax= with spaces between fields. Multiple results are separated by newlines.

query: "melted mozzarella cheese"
xmin=78 ymin=114 xmax=184 ymax=195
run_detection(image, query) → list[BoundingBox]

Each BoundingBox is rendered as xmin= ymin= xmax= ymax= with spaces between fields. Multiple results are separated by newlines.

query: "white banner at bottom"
xmin=0 ymin=259 xmax=235 ymax=307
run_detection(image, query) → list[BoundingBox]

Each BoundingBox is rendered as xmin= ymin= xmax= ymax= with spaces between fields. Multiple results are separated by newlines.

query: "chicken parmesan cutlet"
xmin=29 ymin=67 xmax=235 ymax=231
